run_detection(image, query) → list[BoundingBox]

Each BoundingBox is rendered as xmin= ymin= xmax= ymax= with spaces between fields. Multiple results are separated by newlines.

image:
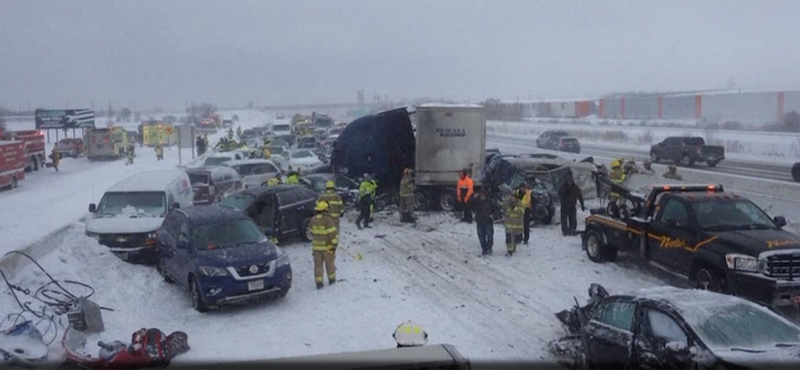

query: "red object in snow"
xmin=0 ymin=140 xmax=26 ymax=189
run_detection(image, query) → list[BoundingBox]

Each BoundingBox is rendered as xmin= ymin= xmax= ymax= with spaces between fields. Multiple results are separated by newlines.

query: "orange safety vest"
xmin=457 ymin=176 xmax=474 ymax=202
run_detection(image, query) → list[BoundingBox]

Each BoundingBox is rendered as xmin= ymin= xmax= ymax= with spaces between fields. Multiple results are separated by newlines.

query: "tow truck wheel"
xmin=439 ymin=192 xmax=456 ymax=212
xmin=649 ymin=151 xmax=659 ymax=163
xmin=585 ymin=230 xmax=606 ymax=263
xmin=695 ymin=267 xmax=724 ymax=292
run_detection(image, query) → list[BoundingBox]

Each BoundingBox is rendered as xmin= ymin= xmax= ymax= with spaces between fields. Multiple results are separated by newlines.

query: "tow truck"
xmin=582 ymin=183 xmax=800 ymax=309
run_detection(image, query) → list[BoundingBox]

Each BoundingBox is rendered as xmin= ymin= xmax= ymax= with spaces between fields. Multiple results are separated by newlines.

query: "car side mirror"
xmin=176 ymin=240 xmax=189 ymax=250
xmin=88 ymin=203 xmax=97 ymax=213
xmin=774 ymin=216 xmax=787 ymax=228
xmin=170 ymin=202 xmax=180 ymax=211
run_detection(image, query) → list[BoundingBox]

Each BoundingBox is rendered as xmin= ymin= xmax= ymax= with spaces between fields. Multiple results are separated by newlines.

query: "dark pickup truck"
xmin=582 ymin=184 xmax=800 ymax=309
xmin=649 ymin=136 xmax=725 ymax=167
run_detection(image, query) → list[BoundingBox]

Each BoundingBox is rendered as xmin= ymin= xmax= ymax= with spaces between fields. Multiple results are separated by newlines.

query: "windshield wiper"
xmin=229 ymin=241 xmax=259 ymax=248
xmin=737 ymin=224 xmax=771 ymax=230
xmin=775 ymin=343 xmax=800 ymax=347
xmin=730 ymin=347 xmax=766 ymax=353
xmin=703 ymin=225 xmax=736 ymax=232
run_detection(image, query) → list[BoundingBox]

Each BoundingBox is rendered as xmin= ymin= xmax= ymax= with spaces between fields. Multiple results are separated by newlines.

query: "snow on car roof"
xmin=630 ymin=286 xmax=759 ymax=322
xmin=107 ymin=170 xmax=187 ymax=192
xmin=221 ymin=158 xmax=278 ymax=166
xmin=416 ymin=103 xmax=483 ymax=109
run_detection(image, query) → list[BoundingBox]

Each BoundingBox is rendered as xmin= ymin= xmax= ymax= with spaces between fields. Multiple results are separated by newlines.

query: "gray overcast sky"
xmin=1 ymin=0 xmax=799 ymax=111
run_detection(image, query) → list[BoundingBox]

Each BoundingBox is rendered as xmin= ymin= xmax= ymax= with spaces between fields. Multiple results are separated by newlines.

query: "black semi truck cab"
xmin=582 ymin=184 xmax=800 ymax=308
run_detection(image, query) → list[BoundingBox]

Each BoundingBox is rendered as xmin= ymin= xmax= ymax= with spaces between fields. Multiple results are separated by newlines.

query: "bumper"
xmin=703 ymin=156 xmax=725 ymax=163
xmin=200 ymin=265 xmax=293 ymax=307
xmin=90 ymin=233 xmax=158 ymax=264
xmin=726 ymin=270 xmax=800 ymax=307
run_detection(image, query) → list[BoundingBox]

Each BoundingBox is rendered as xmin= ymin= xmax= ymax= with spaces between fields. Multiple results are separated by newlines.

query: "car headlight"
xmin=276 ymin=247 xmax=290 ymax=268
xmin=198 ymin=266 xmax=228 ymax=277
xmin=725 ymin=253 xmax=758 ymax=272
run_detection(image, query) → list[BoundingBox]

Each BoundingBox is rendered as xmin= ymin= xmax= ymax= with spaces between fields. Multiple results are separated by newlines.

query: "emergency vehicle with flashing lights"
xmin=581 ymin=183 xmax=800 ymax=309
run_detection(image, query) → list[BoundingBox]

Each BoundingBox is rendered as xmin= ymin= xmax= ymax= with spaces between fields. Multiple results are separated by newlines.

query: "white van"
xmin=85 ymin=169 xmax=194 ymax=263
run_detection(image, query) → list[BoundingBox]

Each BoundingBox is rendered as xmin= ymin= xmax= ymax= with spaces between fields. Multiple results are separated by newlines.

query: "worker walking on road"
xmin=196 ymin=135 xmax=206 ymax=156
xmin=471 ymin=188 xmax=500 ymax=256
xmin=125 ymin=143 xmax=134 ymax=165
xmin=517 ymin=183 xmax=533 ymax=245
xmin=319 ymin=181 xmax=344 ymax=233
xmin=50 ymin=147 xmax=60 ymax=172
xmin=503 ymin=190 xmax=525 ymax=257
xmin=393 ymin=320 xmax=428 ymax=348
xmin=662 ymin=164 xmax=683 ymax=180
xmin=399 ymin=168 xmax=415 ymax=223
xmin=155 ymin=144 xmax=164 ymax=161
xmin=310 ymin=200 xmax=338 ymax=289
xmin=558 ymin=174 xmax=585 ymax=236
xmin=355 ymin=174 xmax=376 ymax=229
xmin=456 ymin=170 xmax=474 ymax=223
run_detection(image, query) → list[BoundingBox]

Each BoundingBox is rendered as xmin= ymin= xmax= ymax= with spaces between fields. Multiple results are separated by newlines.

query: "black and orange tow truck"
xmin=581 ymin=183 xmax=800 ymax=308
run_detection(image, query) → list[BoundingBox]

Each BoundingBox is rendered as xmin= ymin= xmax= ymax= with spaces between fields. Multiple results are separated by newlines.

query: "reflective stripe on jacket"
xmin=457 ymin=176 xmax=474 ymax=202
xmin=319 ymin=191 xmax=344 ymax=217
xmin=399 ymin=175 xmax=414 ymax=197
xmin=310 ymin=214 xmax=338 ymax=251
xmin=503 ymin=196 xmax=524 ymax=231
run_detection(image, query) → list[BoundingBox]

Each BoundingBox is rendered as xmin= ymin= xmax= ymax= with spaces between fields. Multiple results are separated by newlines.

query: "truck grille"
xmin=98 ymin=233 xmax=148 ymax=249
xmin=234 ymin=262 xmax=270 ymax=277
xmin=765 ymin=253 xmax=800 ymax=279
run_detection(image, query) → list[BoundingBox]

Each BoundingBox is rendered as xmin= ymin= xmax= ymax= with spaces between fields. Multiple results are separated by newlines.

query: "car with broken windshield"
xmin=550 ymin=284 xmax=800 ymax=370
xmin=155 ymin=205 xmax=292 ymax=312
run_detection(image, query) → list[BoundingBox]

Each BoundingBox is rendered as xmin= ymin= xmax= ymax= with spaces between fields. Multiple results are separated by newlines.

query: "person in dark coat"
xmin=196 ymin=135 xmax=207 ymax=156
xmin=558 ymin=175 xmax=585 ymax=236
xmin=470 ymin=189 xmax=501 ymax=256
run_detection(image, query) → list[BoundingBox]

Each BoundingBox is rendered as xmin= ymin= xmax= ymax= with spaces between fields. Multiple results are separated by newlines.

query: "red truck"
xmin=0 ymin=130 xmax=46 ymax=171
xmin=0 ymin=140 xmax=26 ymax=189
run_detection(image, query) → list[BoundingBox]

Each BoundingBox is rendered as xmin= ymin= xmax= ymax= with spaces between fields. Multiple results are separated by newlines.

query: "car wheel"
xmin=707 ymin=160 xmax=718 ymax=168
xmin=70 ymin=149 xmax=78 ymax=158
xmin=584 ymin=229 xmax=606 ymax=263
xmin=680 ymin=155 xmax=694 ymax=167
xmin=190 ymin=277 xmax=209 ymax=313
xmin=794 ymin=163 xmax=800 ymax=182
xmin=301 ymin=218 xmax=313 ymax=242
xmin=695 ymin=267 xmax=724 ymax=292
xmin=649 ymin=151 xmax=659 ymax=163
xmin=157 ymin=258 xmax=173 ymax=283
xmin=32 ymin=156 xmax=39 ymax=171
xmin=439 ymin=192 xmax=456 ymax=212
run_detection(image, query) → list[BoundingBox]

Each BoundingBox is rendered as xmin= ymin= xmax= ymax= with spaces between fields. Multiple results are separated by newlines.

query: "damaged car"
xmin=549 ymin=284 xmax=800 ymax=370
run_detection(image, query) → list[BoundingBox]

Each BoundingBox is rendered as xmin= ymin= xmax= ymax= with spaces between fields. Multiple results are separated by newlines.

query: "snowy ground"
xmin=0 ymin=110 xmax=799 ymax=366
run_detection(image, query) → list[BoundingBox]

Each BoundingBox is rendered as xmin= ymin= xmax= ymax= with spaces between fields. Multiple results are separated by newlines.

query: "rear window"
xmin=204 ymin=156 xmax=231 ymax=166
xmin=188 ymin=173 xmax=210 ymax=185
xmin=561 ymin=138 xmax=578 ymax=143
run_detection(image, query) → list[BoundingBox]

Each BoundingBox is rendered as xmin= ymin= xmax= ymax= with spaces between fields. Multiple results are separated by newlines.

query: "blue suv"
xmin=155 ymin=205 xmax=292 ymax=312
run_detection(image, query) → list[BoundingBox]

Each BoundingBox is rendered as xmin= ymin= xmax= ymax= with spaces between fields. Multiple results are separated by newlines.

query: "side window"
xmin=641 ymin=309 xmax=688 ymax=344
xmin=161 ymin=214 xmax=180 ymax=239
xmin=657 ymin=199 xmax=689 ymax=225
xmin=178 ymin=219 xmax=190 ymax=242
xmin=593 ymin=301 xmax=636 ymax=332
xmin=277 ymin=190 xmax=301 ymax=207
xmin=166 ymin=191 xmax=175 ymax=208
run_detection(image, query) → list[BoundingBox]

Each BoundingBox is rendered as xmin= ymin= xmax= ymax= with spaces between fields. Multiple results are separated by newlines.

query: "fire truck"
xmin=0 ymin=129 xmax=46 ymax=171
xmin=85 ymin=127 xmax=129 ymax=160
xmin=141 ymin=121 xmax=176 ymax=147
xmin=0 ymin=140 xmax=26 ymax=189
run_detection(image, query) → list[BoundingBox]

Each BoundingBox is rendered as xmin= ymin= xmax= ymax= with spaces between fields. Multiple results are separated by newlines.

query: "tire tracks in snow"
xmin=377 ymin=224 xmax=557 ymax=362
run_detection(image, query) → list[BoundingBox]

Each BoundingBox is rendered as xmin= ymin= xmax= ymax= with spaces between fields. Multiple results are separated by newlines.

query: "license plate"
xmin=248 ymin=280 xmax=264 ymax=291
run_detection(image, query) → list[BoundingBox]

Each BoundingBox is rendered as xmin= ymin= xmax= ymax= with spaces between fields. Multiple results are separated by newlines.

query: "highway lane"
xmin=487 ymin=133 xmax=795 ymax=182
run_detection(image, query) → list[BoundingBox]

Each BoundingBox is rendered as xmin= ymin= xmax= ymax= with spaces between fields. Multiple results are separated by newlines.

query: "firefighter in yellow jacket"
xmin=310 ymin=200 xmax=338 ymax=289
xmin=318 ymin=181 xmax=344 ymax=233
xmin=608 ymin=158 xmax=627 ymax=217
xmin=503 ymin=191 xmax=525 ymax=257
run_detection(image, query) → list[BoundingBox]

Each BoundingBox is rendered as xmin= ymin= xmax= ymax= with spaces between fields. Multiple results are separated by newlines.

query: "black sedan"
xmin=219 ymin=185 xmax=318 ymax=242
xmin=550 ymin=284 xmax=800 ymax=370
